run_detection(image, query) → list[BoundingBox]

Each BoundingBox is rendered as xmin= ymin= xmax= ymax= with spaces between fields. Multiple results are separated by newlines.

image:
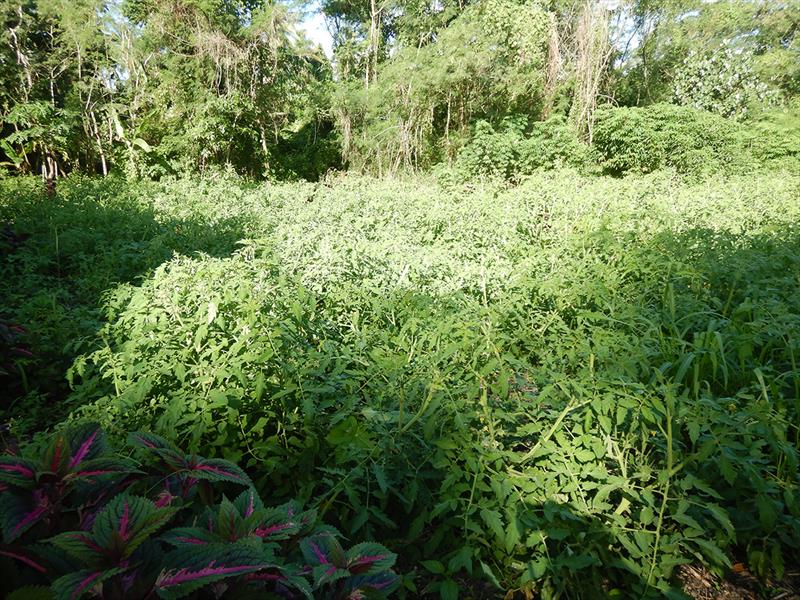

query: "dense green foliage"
xmin=3 ymin=172 xmax=799 ymax=597
xmin=1 ymin=0 xmax=797 ymax=178
xmin=596 ymin=104 xmax=800 ymax=176
xmin=671 ymin=45 xmax=773 ymax=119
xmin=593 ymin=104 xmax=754 ymax=177
xmin=443 ymin=117 xmax=593 ymax=182
xmin=0 ymin=424 xmax=400 ymax=599
xmin=2 ymin=0 xmax=800 ymax=597
xmin=0 ymin=0 xmax=337 ymax=180
xmin=439 ymin=104 xmax=800 ymax=181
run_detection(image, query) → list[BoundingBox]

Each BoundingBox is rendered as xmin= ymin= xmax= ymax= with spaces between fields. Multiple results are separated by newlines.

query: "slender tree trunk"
xmin=366 ymin=0 xmax=380 ymax=89
xmin=570 ymin=0 xmax=612 ymax=143
xmin=90 ymin=110 xmax=108 ymax=176
xmin=445 ymin=93 xmax=451 ymax=160
xmin=259 ymin=123 xmax=270 ymax=175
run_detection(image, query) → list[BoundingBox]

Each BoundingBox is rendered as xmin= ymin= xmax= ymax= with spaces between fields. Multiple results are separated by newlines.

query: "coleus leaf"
xmin=346 ymin=571 xmax=401 ymax=598
xmin=66 ymin=425 xmax=109 ymax=469
xmin=27 ymin=542 xmax=84 ymax=574
xmin=0 ymin=490 xmax=49 ymax=542
xmin=132 ymin=433 xmax=251 ymax=489
xmin=311 ymin=564 xmax=351 ymax=590
xmin=127 ymin=432 xmax=177 ymax=452
xmin=90 ymin=494 xmax=178 ymax=560
xmin=42 ymin=434 xmax=71 ymax=476
xmin=0 ymin=457 xmax=37 ymax=489
xmin=345 ymin=542 xmax=397 ymax=575
xmin=48 ymin=494 xmax=178 ymax=567
xmin=216 ymin=496 xmax=242 ymax=542
xmin=300 ymin=532 xmax=346 ymax=570
xmin=51 ymin=567 xmax=125 ymax=600
xmin=245 ymin=564 xmax=313 ymax=599
xmin=163 ymin=491 xmax=310 ymax=547
xmin=137 ymin=446 xmax=187 ymax=473
xmin=160 ymin=527 xmax=214 ymax=547
xmin=255 ymin=500 xmax=317 ymax=541
xmin=233 ymin=488 xmax=264 ymax=519
xmin=301 ymin=532 xmax=352 ymax=587
xmin=65 ymin=457 xmax=138 ymax=482
xmin=155 ymin=543 xmax=273 ymax=600
xmin=182 ymin=457 xmax=252 ymax=486
xmin=47 ymin=531 xmax=106 ymax=565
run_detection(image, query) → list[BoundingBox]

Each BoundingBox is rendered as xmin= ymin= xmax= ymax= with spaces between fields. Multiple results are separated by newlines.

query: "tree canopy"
xmin=0 ymin=0 xmax=797 ymax=178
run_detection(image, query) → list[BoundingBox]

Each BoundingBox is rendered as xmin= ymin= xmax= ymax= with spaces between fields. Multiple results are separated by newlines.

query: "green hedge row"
xmin=444 ymin=104 xmax=800 ymax=181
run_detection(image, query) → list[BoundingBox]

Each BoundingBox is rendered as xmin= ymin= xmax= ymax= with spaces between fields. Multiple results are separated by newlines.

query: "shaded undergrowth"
xmin=1 ymin=171 xmax=799 ymax=598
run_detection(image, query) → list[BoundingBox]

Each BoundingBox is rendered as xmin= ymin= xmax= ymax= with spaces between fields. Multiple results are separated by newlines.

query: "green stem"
xmin=647 ymin=409 xmax=673 ymax=590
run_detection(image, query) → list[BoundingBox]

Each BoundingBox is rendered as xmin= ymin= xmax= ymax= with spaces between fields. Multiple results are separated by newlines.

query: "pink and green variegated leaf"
xmin=42 ymin=434 xmax=71 ymax=476
xmin=253 ymin=501 xmax=317 ymax=542
xmin=183 ymin=458 xmax=252 ymax=486
xmin=232 ymin=488 xmax=264 ymax=520
xmin=0 ymin=544 xmax=48 ymax=573
xmin=278 ymin=501 xmax=317 ymax=535
xmin=160 ymin=527 xmax=214 ymax=547
xmin=253 ymin=507 xmax=308 ymax=542
xmin=90 ymin=495 xmax=178 ymax=559
xmin=47 ymin=532 xmax=106 ymax=564
xmin=256 ymin=501 xmax=317 ymax=541
xmin=155 ymin=544 xmax=271 ymax=600
xmin=0 ymin=492 xmax=49 ymax=542
xmin=0 ymin=456 xmax=37 ymax=489
xmin=347 ymin=571 xmax=401 ymax=597
xmin=52 ymin=567 xmax=125 ymax=600
xmin=66 ymin=456 xmax=138 ymax=481
xmin=345 ymin=542 xmax=397 ymax=575
xmin=66 ymin=425 xmax=109 ymax=469
xmin=127 ymin=432 xmax=176 ymax=452
xmin=139 ymin=447 xmax=188 ymax=473
xmin=252 ymin=517 xmax=297 ymax=541
xmin=311 ymin=564 xmax=351 ymax=589
xmin=300 ymin=532 xmax=346 ymax=570
xmin=215 ymin=496 xmax=244 ymax=542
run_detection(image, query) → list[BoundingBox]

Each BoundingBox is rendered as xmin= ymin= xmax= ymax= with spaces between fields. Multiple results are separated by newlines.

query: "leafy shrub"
xmin=0 ymin=173 xmax=271 ymax=429
xmin=739 ymin=106 xmax=800 ymax=169
xmin=447 ymin=116 xmax=591 ymax=182
xmin=592 ymin=104 xmax=752 ymax=176
xmin=451 ymin=118 xmax=526 ymax=181
xmin=518 ymin=117 xmax=594 ymax=173
xmin=0 ymin=424 xmax=400 ymax=599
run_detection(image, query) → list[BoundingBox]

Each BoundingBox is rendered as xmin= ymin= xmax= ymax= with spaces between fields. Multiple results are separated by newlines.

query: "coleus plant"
xmin=126 ymin=431 xmax=253 ymax=505
xmin=0 ymin=425 xmax=401 ymax=599
xmin=0 ymin=423 xmax=136 ymax=542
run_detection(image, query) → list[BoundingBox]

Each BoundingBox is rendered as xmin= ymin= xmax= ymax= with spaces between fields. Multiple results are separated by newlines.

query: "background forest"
xmin=0 ymin=0 xmax=797 ymax=179
xmin=1 ymin=1 xmax=800 ymax=599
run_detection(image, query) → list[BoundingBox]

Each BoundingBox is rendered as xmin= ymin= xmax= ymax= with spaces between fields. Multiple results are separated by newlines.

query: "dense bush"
xmin=446 ymin=116 xmax=591 ymax=182
xmin=740 ymin=106 xmax=800 ymax=169
xmin=447 ymin=105 xmax=800 ymax=182
xmin=1 ymin=173 xmax=794 ymax=597
xmin=591 ymin=104 xmax=749 ymax=176
xmin=0 ymin=174 xmax=272 ymax=427
xmin=0 ymin=424 xmax=400 ymax=599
